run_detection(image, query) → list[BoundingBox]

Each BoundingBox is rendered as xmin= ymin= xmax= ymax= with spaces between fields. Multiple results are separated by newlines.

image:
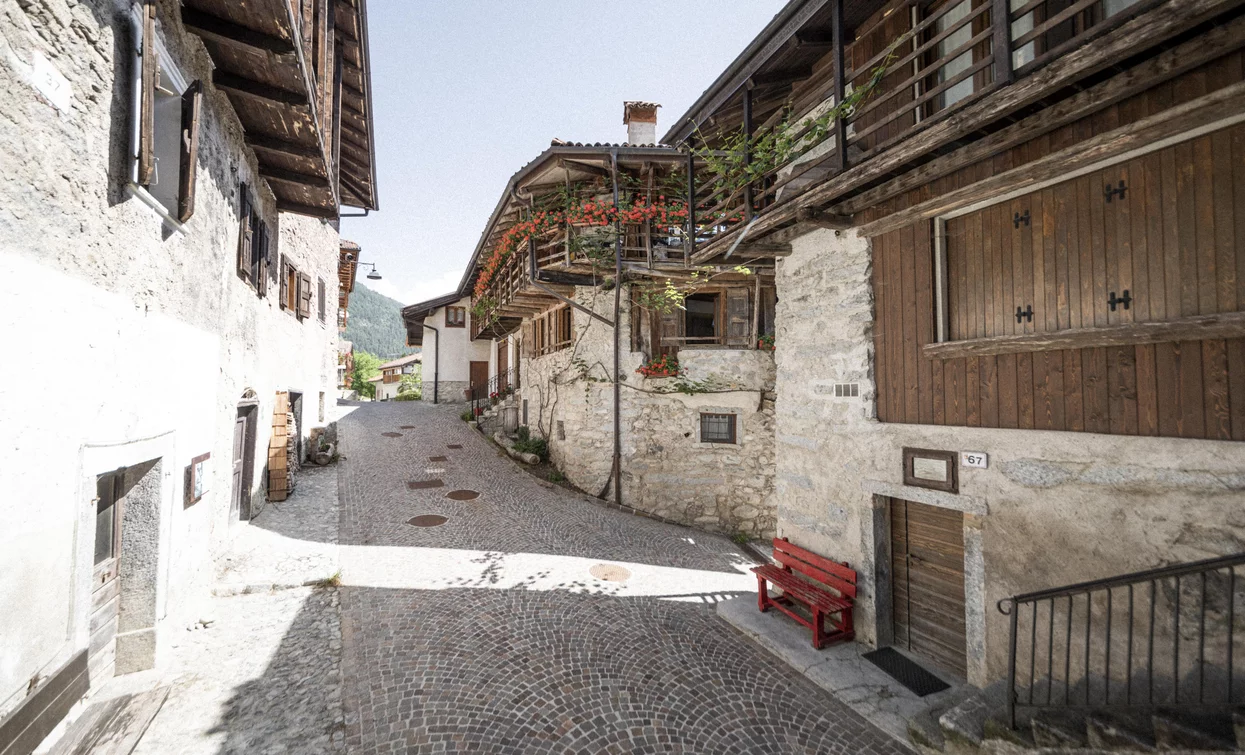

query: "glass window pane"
xmin=94 ymin=476 xmax=116 ymax=565
xmin=936 ymin=0 xmax=975 ymax=108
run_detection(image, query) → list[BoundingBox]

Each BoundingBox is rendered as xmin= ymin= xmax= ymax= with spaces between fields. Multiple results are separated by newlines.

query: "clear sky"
xmin=339 ymin=0 xmax=788 ymax=306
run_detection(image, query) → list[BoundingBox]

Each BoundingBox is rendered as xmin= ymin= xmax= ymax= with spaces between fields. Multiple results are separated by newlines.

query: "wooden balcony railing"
xmin=688 ymin=0 xmax=1174 ymax=259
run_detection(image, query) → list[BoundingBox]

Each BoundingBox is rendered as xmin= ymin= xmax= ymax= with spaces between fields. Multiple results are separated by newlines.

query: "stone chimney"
xmin=623 ymin=101 xmax=660 ymax=145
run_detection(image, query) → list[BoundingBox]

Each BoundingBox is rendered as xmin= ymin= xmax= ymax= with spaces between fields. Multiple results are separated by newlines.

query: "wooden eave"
xmin=181 ymin=0 xmax=379 ymax=217
xmin=334 ymin=0 xmax=379 ymax=210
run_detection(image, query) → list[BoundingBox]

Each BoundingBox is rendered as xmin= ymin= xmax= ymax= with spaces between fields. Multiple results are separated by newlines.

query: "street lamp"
xmin=360 ymin=262 xmax=382 ymax=280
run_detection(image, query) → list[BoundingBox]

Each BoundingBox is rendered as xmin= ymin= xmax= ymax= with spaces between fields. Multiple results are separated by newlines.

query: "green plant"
xmin=758 ymin=333 xmax=775 ymax=351
xmin=460 ymin=409 xmax=475 ymax=422
xmin=350 ymin=350 xmax=382 ymax=399
xmin=515 ymin=425 xmax=531 ymax=442
xmin=637 ymin=354 xmax=681 ymax=378
xmin=394 ymin=392 xmax=421 ymax=401
xmin=398 ymin=370 xmax=422 ymax=396
xmin=548 ymin=470 xmax=565 ymax=483
xmin=513 ymin=435 xmax=548 ymax=461
xmin=731 ymin=532 xmax=751 ymax=547
xmin=312 ymin=570 xmax=343 ymax=588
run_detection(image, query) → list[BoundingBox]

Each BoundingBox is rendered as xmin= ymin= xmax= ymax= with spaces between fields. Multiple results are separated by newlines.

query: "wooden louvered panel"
xmin=891 ymin=497 xmax=968 ymax=677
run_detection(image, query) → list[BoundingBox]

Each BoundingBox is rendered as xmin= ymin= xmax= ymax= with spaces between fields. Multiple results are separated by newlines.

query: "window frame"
xmin=698 ymin=412 xmax=739 ymax=445
xmin=126 ymin=4 xmax=191 ymax=232
xmin=532 ymin=305 xmax=573 ymax=357
xmin=445 ymin=306 xmax=467 ymax=328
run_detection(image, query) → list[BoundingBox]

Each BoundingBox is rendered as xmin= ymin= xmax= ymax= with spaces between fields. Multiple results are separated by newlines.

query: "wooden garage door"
xmin=891 ymin=498 xmax=967 ymax=677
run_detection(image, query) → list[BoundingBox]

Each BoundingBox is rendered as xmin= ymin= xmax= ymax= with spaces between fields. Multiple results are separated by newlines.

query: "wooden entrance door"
xmin=89 ymin=472 xmax=124 ymax=681
xmin=469 ymin=361 xmax=489 ymax=400
xmin=231 ymin=414 xmax=247 ymax=520
xmin=890 ymin=498 xmax=968 ymax=677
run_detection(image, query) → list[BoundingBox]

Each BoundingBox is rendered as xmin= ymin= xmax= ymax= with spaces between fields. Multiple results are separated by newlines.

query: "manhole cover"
xmin=447 ymin=490 xmax=479 ymax=501
xmin=407 ymin=515 xmax=448 ymax=528
xmin=447 ymin=444 xmax=463 ymax=450
xmin=406 ymin=479 xmax=444 ymax=490
xmin=589 ymin=564 xmax=631 ymax=583
xmin=382 ymin=432 xmax=403 ymax=438
xmin=400 ymin=425 xmax=416 ymax=429
xmin=429 ymin=456 xmax=448 ymax=462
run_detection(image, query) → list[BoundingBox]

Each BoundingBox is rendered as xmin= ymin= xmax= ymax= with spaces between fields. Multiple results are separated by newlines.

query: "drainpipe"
xmin=610 ymin=149 xmax=622 ymax=509
xmin=425 ymin=323 xmax=440 ymax=404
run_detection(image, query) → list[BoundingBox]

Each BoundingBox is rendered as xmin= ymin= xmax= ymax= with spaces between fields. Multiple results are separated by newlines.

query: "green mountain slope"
xmin=345 ymin=283 xmax=417 ymax=359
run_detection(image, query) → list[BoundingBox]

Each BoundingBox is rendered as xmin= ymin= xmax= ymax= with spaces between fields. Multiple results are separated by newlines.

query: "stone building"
xmin=0 ymin=0 xmax=378 ymax=746
xmin=660 ymin=0 xmax=1245 ymax=723
xmin=435 ymin=106 xmax=782 ymax=537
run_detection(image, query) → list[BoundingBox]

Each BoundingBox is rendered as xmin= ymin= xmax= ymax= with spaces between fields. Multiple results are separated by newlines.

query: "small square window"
xmin=446 ymin=306 xmax=467 ymax=328
xmin=700 ymin=413 xmax=737 ymax=444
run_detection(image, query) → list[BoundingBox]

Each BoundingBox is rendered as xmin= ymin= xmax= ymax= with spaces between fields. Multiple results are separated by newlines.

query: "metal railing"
xmin=467 ymin=368 xmax=517 ymax=422
xmin=999 ymin=552 xmax=1245 ymax=728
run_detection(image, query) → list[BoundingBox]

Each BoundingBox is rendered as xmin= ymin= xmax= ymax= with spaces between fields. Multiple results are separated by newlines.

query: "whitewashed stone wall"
xmin=517 ymin=287 xmax=777 ymax=537
xmin=774 ymin=228 xmax=1245 ymax=686
xmin=0 ymin=0 xmax=341 ymax=718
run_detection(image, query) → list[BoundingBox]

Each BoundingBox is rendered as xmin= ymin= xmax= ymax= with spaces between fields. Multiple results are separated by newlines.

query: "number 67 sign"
xmin=961 ymin=451 xmax=988 ymax=469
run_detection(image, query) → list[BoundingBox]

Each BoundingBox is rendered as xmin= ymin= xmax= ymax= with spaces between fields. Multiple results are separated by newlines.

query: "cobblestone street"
xmin=128 ymin=401 xmax=909 ymax=754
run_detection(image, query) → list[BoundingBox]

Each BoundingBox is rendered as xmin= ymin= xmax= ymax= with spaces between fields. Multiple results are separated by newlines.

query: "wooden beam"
xmin=832 ymin=13 xmax=1245 ymax=217
xmin=925 ymin=312 xmax=1245 ymax=359
xmin=690 ymin=0 xmax=1243 ymax=262
xmin=556 ymin=158 xmax=611 ymax=178
xmin=276 ymin=199 xmax=338 ymax=219
xmin=182 ymin=8 xmax=295 ymax=55
xmin=213 ymin=72 xmax=308 ymax=107
xmin=750 ymin=67 xmax=813 ymax=88
xmin=856 ymin=80 xmax=1245 ymax=236
xmin=796 ymin=207 xmax=852 ymax=229
xmin=795 ymin=29 xmax=834 ymax=47
xmin=261 ymin=165 xmax=330 ymax=188
xmin=245 ymin=133 xmax=321 ymax=160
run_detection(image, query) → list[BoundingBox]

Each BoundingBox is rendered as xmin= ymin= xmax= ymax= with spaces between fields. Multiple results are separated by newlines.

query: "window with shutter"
xmin=279 ymin=255 xmax=289 ymax=310
xmin=237 ymin=185 xmax=253 ymax=281
xmin=317 ymin=278 xmax=326 ymax=322
xmin=255 ymin=223 xmax=269 ymax=298
xmin=299 ymin=272 xmax=313 ymax=320
xmin=137 ymin=1 xmax=156 ymax=186
xmin=654 ymin=306 xmax=683 ymax=358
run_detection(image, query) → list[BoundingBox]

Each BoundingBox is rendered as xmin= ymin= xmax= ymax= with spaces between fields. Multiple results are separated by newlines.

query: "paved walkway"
xmin=335 ymin=401 xmax=909 ymax=755
xmin=122 ymin=401 xmax=910 ymax=754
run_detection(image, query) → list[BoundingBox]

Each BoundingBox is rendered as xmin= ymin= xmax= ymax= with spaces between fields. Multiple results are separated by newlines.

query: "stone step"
xmin=1029 ymin=710 xmax=1087 ymax=748
xmin=1152 ymin=711 xmax=1239 ymax=751
xmin=49 ymin=687 xmax=169 ymax=755
xmin=1086 ymin=712 xmax=1157 ymax=752
xmin=938 ymin=681 xmax=1008 ymax=751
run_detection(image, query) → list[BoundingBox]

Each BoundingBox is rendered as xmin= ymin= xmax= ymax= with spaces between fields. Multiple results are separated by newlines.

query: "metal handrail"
xmin=1000 ymin=552 xmax=1244 ymax=729
xmin=467 ymin=368 xmax=517 ymax=422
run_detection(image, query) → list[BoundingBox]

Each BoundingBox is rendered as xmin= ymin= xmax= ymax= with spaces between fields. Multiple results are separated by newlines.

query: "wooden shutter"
xmin=255 ymin=223 xmax=269 ymax=297
xmin=655 ymin=306 xmax=683 ymax=358
xmin=279 ymin=255 xmax=288 ymax=310
xmin=521 ymin=322 xmax=534 ymax=358
xmin=760 ymin=286 xmax=777 ymax=336
xmin=317 ymin=278 xmax=326 ymax=322
xmin=237 ymin=185 xmax=252 ymax=280
xmin=299 ymin=272 xmax=313 ymax=319
xmin=629 ymin=285 xmax=643 ymax=353
xmin=137 ymin=1 xmax=157 ymax=185
xmin=177 ymin=81 xmax=202 ymax=222
xmin=726 ymin=287 xmax=752 ymax=347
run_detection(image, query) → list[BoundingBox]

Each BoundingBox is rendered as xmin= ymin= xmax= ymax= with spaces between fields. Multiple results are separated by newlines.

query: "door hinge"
xmin=1013 ymin=210 xmax=1030 ymax=228
xmin=1015 ymin=305 xmax=1034 ymax=323
xmin=1108 ymin=290 xmax=1132 ymax=311
xmin=1104 ymin=180 xmax=1127 ymax=203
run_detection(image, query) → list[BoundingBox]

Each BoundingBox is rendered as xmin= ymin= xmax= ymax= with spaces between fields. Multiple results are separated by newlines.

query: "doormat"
xmin=862 ymin=647 xmax=950 ymax=696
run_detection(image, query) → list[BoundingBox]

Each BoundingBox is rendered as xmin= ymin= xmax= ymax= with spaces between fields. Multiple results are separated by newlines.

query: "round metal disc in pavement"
xmin=446 ymin=490 xmax=479 ymax=501
xmin=382 ymin=432 xmax=403 ymax=438
xmin=589 ymin=564 xmax=631 ymax=583
xmin=407 ymin=515 xmax=448 ymax=528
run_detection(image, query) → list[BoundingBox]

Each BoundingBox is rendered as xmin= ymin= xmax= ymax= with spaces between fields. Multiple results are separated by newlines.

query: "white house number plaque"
xmin=961 ymin=451 xmax=988 ymax=469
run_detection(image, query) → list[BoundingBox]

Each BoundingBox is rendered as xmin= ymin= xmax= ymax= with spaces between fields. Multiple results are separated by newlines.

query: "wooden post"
xmin=686 ymin=145 xmax=696 ymax=267
xmin=753 ymin=274 xmax=762 ymax=349
xmin=743 ymin=85 xmax=755 ymax=220
xmin=832 ymin=0 xmax=847 ymax=173
xmin=992 ymin=0 xmax=1014 ymax=86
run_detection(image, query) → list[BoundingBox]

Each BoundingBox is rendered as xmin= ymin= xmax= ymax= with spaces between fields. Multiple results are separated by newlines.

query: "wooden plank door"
xmin=469 ymin=361 xmax=489 ymax=401
xmin=230 ymin=415 xmax=246 ymax=520
xmin=497 ymin=342 xmax=509 ymax=391
xmin=890 ymin=498 xmax=968 ymax=677
xmin=89 ymin=472 xmax=124 ymax=682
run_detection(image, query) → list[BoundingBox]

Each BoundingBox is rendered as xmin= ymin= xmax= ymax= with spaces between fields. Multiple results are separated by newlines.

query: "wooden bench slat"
xmin=773 ymin=552 xmax=858 ymax=599
xmin=754 ymin=537 xmax=858 ymax=650
xmin=753 ymin=565 xmax=851 ymax=612
xmin=773 ymin=537 xmax=857 ymax=583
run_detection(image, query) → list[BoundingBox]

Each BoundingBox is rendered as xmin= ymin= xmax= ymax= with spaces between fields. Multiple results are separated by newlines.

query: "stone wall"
xmin=774 ymin=228 xmax=1245 ymax=686
xmin=517 ymin=287 xmax=777 ymax=537
xmin=0 ymin=0 xmax=341 ymax=717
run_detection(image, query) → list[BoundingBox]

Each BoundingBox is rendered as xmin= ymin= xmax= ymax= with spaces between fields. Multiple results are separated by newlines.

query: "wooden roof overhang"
xmin=181 ymin=0 xmax=378 ymax=218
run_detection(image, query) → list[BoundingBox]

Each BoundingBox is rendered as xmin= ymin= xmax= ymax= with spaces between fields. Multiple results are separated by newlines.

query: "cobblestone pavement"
xmin=336 ymin=401 xmax=911 ymax=755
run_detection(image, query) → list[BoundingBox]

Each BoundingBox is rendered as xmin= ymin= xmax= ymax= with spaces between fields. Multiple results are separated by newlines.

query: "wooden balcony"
xmin=668 ymin=0 xmax=1241 ymax=259
xmin=181 ymin=0 xmax=378 ymax=217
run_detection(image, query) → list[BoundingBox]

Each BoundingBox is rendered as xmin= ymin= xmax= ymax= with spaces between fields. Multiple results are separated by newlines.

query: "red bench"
xmin=752 ymin=537 xmax=857 ymax=649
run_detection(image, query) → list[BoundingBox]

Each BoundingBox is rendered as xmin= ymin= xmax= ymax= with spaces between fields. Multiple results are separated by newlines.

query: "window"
xmin=532 ymin=305 xmax=573 ymax=356
xmin=317 ymin=278 xmax=327 ymax=323
xmin=929 ymin=0 xmax=978 ymax=112
xmin=94 ymin=473 xmax=121 ymax=565
xmin=446 ymin=306 xmax=467 ymax=328
xmin=700 ymin=413 xmax=737 ymax=444
xmin=130 ymin=4 xmax=202 ymax=225
xmin=684 ymin=293 xmax=720 ymax=344
xmin=279 ymin=257 xmax=310 ymax=319
xmin=236 ymin=183 xmax=271 ymax=296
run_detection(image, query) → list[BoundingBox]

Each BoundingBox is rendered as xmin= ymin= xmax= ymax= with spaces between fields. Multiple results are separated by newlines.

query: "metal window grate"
xmin=834 ymin=383 xmax=860 ymax=398
xmin=700 ymin=413 xmax=737 ymax=444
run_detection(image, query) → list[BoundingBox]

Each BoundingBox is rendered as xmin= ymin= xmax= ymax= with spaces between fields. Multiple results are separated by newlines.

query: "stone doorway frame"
xmin=78 ymin=432 xmax=175 ymax=678
xmin=862 ymin=480 xmax=989 ymax=687
xmin=234 ymin=401 xmax=259 ymax=521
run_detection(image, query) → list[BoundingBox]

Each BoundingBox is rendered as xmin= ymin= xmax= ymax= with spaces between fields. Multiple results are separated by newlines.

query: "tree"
xmin=398 ymin=367 xmax=422 ymax=398
xmin=351 ymin=350 xmax=382 ymax=399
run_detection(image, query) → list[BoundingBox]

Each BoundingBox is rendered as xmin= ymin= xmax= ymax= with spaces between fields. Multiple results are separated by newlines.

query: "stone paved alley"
xmin=129 ymin=401 xmax=909 ymax=754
